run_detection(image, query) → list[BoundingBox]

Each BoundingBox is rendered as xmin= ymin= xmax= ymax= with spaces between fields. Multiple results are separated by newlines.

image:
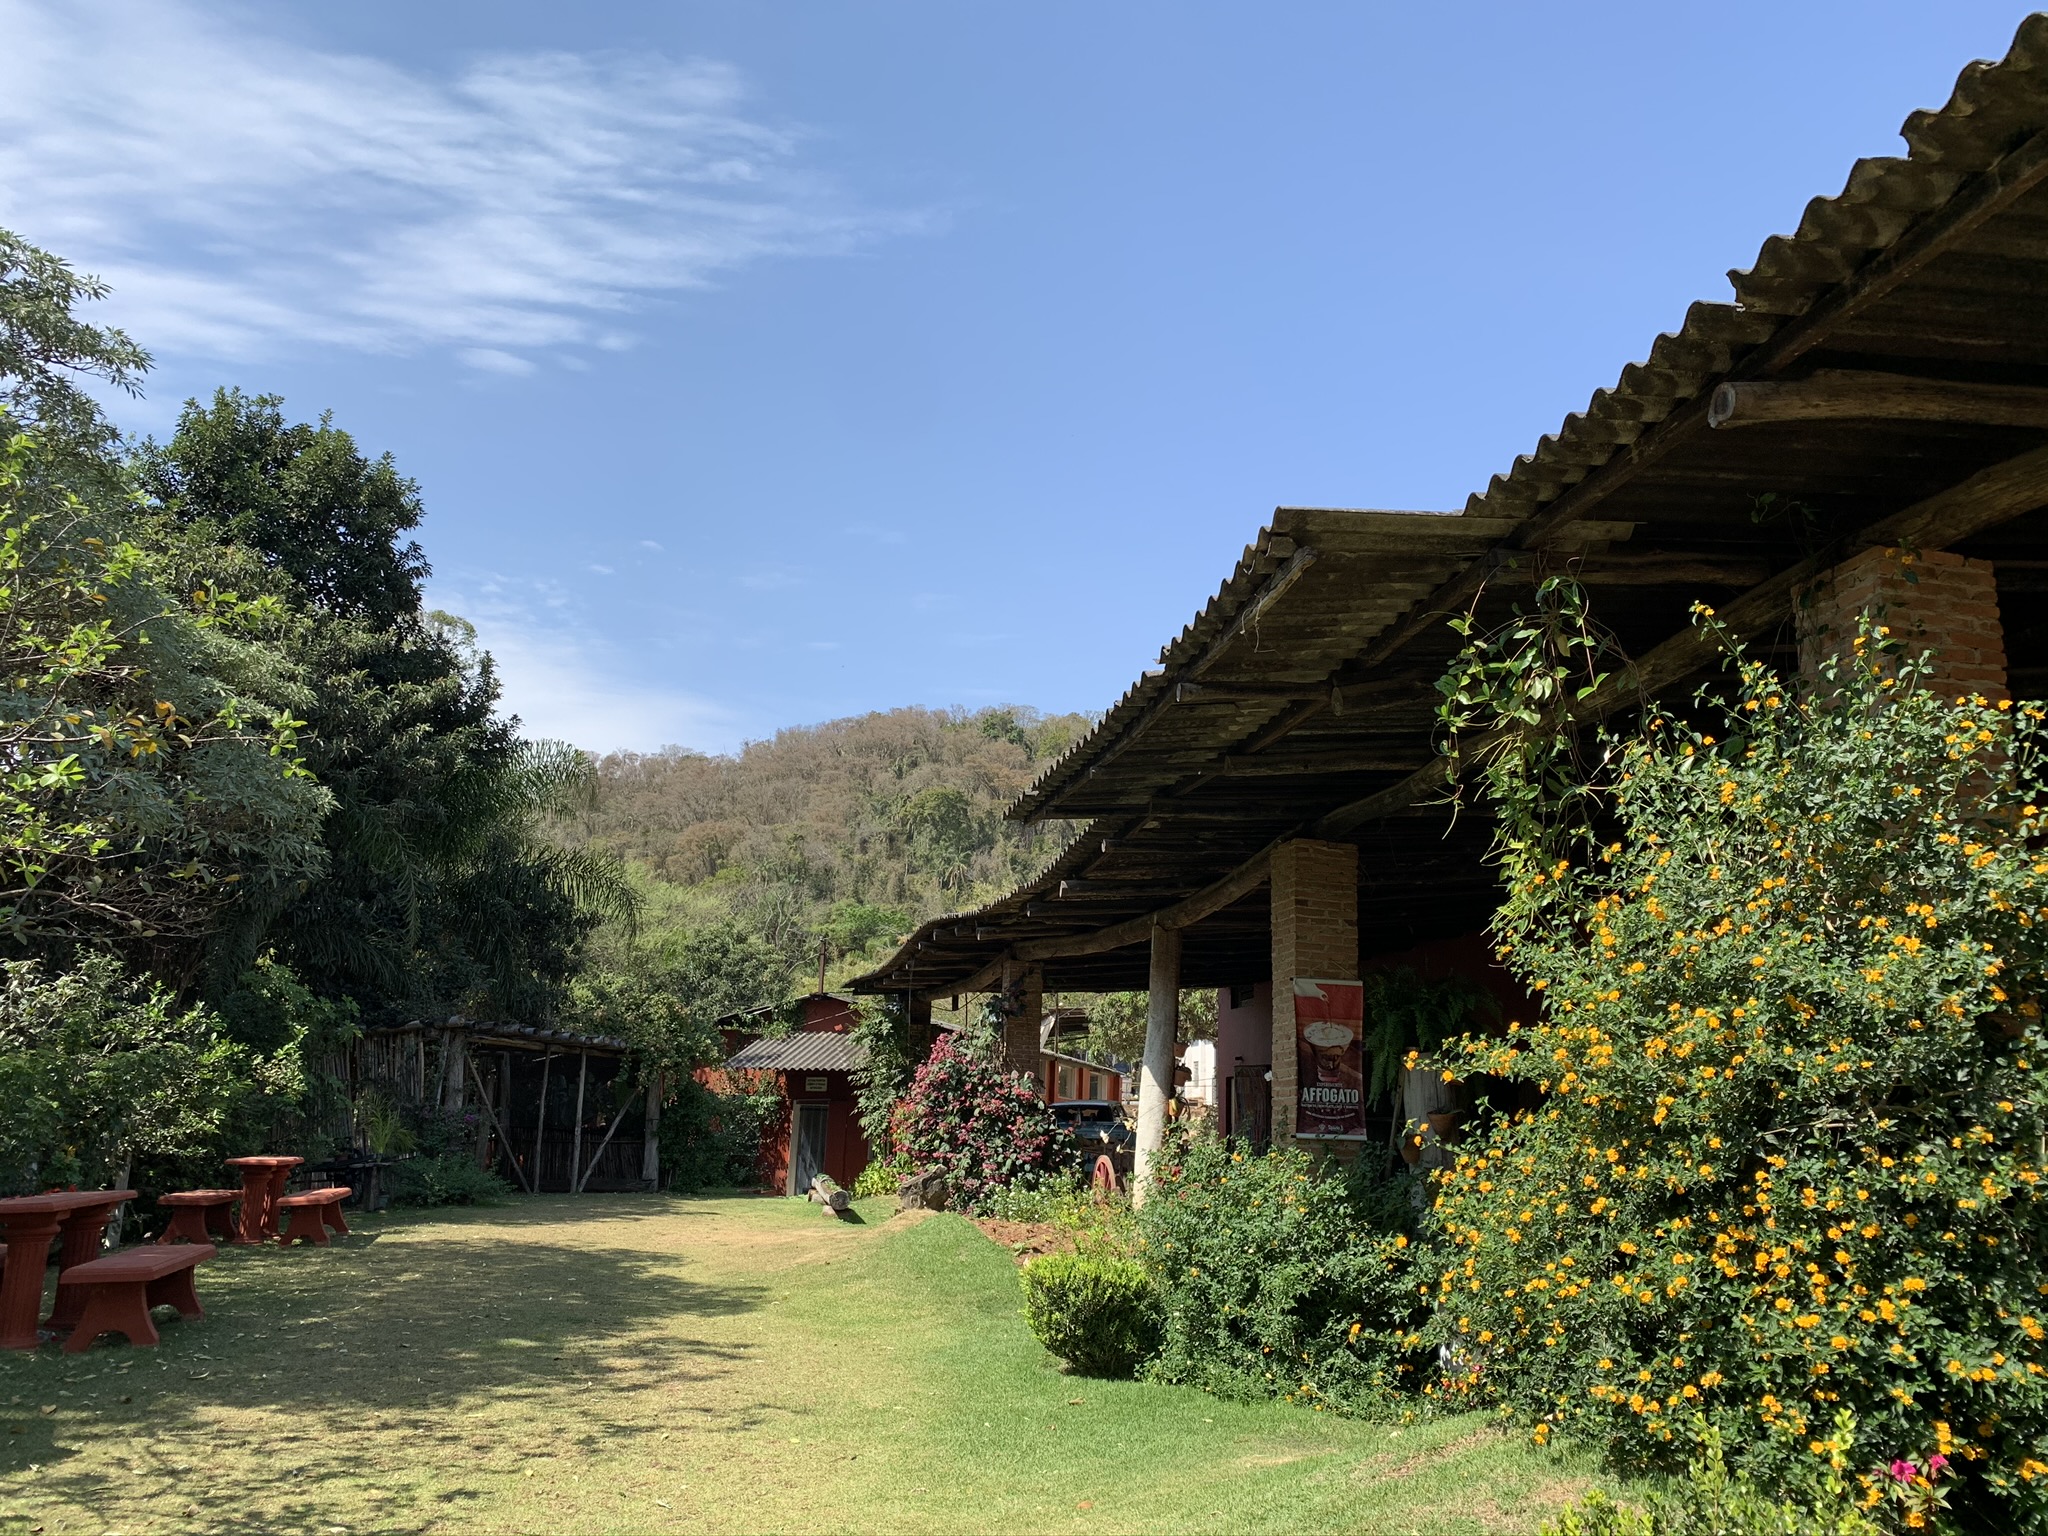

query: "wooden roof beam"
xmin=1315 ymin=440 xmax=2048 ymax=839
xmin=1189 ymin=126 xmax=2048 ymax=779
xmin=1710 ymin=370 xmax=2048 ymax=429
xmin=904 ymin=844 xmax=1281 ymax=996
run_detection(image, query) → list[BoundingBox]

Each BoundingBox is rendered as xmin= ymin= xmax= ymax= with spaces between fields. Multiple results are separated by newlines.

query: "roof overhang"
xmin=854 ymin=16 xmax=2048 ymax=998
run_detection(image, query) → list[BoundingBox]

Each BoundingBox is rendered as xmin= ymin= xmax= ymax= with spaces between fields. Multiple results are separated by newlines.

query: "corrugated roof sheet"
xmin=1008 ymin=12 xmax=2048 ymax=825
xmin=725 ymin=1033 xmax=867 ymax=1073
xmin=852 ymin=15 xmax=2048 ymax=997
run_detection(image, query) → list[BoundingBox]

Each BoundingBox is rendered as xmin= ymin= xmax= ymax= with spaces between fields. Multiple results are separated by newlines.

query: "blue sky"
xmin=0 ymin=2 xmax=2035 ymax=753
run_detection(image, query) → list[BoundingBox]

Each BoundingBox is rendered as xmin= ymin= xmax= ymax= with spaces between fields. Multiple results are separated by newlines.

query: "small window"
xmin=1056 ymin=1063 xmax=1076 ymax=1099
xmin=1086 ymin=1072 xmax=1102 ymax=1099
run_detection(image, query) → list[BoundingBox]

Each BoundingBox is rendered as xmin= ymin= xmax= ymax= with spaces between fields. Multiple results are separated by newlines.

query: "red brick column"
xmin=1268 ymin=839 xmax=1359 ymax=1147
xmin=999 ymin=963 xmax=1043 ymax=1080
xmin=1801 ymin=546 xmax=2007 ymax=701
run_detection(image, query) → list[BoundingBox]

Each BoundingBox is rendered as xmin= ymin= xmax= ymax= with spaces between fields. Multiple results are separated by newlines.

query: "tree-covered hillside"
xmin=564 ymin=707 xmax=1090 ymax=993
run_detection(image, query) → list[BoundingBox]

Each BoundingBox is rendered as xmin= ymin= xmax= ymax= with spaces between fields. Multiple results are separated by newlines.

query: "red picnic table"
xmin=0 ymin=1190 xmax=137 ymax=1349
xmin=224 ymin=1156 xmax=303 ymax=1245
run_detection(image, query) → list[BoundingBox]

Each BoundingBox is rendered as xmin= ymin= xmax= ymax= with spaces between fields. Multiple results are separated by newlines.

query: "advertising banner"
xmin=1292 ymin=977 xmax=1367 ymax=1139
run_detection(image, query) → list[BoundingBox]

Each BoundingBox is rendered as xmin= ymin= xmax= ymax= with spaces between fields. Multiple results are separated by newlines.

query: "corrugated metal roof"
xmin=725 ymin=1033 xmax=867 ymax=1073
xmin=1008 ymin=12 xmax=2048 ymax=825
xmin=370 ymin=1020 xmax=632 ymax=1054
xmin=853 ymin=16 xmax=2048 ymax=998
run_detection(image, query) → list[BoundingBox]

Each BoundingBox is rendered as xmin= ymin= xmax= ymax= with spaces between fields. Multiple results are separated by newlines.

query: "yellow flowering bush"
xmin=1431 ymin=605 xmax=2048 ymax=1529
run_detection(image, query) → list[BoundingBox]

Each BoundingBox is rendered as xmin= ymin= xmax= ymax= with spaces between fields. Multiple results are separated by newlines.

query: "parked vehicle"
xmin=1048 ymin=1100 xmax=1134 ymax=1178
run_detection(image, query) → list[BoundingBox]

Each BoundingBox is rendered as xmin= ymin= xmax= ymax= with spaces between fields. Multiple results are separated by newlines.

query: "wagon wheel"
xmin=1091 ymin=1154 xmax=1121 ymax=1196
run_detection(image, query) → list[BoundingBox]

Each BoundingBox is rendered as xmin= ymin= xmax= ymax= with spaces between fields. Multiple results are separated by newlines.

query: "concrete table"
xmin=224 ymin=1156 xmax=303 ymax=1245
xmin=0 ymin=1190 xmax=138 ymax=1348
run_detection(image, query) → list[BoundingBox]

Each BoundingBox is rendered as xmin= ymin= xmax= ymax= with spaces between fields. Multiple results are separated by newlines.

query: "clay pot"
xmin=1399 ymin=1131 xmax=1425 ymax=1166
xmin=1424 ymin=1109 xmax=1463 ymax=1145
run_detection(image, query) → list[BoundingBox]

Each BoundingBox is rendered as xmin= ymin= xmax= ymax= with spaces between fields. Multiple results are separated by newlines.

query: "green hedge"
xmin=1136 ymin=1137 xmax=1424 ymax=1413
xmin=1020 ymin=1252 xmax=1161 ymax=1378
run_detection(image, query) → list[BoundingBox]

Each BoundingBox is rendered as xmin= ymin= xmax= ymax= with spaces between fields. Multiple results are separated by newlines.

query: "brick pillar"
xmin=999 ymin=963 xmax=1043 ymax=1080
xmin=905 ymin=991 xmax=935 ymax=1066
xmin=1269 ymin=839 xmax=1359 ymax=1147
xmin=1801 ymin=546 xmax=2008 ymax=701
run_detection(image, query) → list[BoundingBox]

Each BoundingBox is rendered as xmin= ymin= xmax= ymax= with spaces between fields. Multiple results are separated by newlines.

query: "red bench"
xmin=275 ymin=1187 xmax=352 ymax=1247
xmin=157 ymin=1189 xmax=239 ymax=1245
xmin=57 ymin=1244 xmax=213 ymax=1352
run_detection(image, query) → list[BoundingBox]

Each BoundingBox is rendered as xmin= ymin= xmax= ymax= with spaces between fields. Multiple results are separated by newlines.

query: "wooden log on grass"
xmin=808 ymin=1175 xmax=851 ymax=1214
xmin=897 ymin=1168 xmax=947 ymax=1213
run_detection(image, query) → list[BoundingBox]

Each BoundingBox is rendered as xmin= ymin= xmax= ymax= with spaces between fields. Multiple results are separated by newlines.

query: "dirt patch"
xmin=1440 ymin=1476 xmax=1595 ymax=1533
xmin=974 ymin=1218 xmax=1076 ymax=1263
xmin=1347 ymin=1426 xmax=1510 ymax=1483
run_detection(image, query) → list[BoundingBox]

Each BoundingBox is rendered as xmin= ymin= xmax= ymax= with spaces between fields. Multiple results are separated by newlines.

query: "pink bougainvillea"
xmin=894 ymin=1032 xmax=1064 ymax=1212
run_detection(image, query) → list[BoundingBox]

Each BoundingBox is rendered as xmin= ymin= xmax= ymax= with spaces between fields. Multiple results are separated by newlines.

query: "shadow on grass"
xmin=0 ymin=1196 xmax=776 ymax=1534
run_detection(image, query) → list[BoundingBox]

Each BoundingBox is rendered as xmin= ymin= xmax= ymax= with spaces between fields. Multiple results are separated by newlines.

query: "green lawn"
xmin=0 ymin=1194 xmax=1602 ymax=1534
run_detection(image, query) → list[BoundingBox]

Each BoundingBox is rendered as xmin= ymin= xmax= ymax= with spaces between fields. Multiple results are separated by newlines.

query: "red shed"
xmin=715 ymin=994 xmax=872 ymax=1196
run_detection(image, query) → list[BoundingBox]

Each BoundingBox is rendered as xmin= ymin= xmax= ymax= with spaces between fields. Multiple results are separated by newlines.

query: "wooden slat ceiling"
xmin=855 ymin=15 xmax=2048 ymax=999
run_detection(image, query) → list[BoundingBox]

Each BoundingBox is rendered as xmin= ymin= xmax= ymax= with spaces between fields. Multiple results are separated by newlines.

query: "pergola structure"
xmin=853 ymin=19 xmax=2048 ymax=1180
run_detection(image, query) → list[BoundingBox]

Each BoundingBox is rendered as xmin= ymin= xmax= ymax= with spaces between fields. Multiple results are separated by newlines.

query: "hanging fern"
xmin=1356 ymin=968 xmax=1497 ymax=1103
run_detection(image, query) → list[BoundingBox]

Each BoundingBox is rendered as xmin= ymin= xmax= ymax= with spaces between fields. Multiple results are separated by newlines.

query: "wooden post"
xmin=575 ymin=1084 xmax=645 ymax=1194
xmin=531 ymin=1051 xmax=554 ymax=1192
xmin=640 ymin=1070 xmax=665 ymax=1189
xmin=468 ymin=1057 xmax=535 ymax=1194
xmin=445 ymin=1028 xmax=467 ymax=1110
xmin=570 ymin=1051 xmax=589 ymax=1195
xmin=423 ymin=1028 xmax=444 ymax=1114
xmin=499 ymin=1051 xmax=514 ymax=1176
xmin=1133 ymin=924 xmax=1181 ymax=1206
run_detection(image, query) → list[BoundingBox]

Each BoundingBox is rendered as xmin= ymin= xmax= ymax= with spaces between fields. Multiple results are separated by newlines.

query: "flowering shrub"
xmin=895 ymin=1031 xmax=1064 ymax=1212
xmin=1545 ymin=1422 xmax=1881 ymax=1535
xmin=1430 ymin=604 xmax=2048 ymax=1526
xmin=1137 ymin=1135 xmax=1425 ymax=1413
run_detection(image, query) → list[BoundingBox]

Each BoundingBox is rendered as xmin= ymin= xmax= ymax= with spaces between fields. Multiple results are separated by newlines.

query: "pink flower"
xmin=1889 ymin=1460 xmax=1915 ymax=1484
xmin=1928 ymin=1454 xmax=1950 ymax=1476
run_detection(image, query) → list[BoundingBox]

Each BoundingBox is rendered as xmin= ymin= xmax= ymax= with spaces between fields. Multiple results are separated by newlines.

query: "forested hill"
xmin=564 ymin=706 xmax=1093 ymax=988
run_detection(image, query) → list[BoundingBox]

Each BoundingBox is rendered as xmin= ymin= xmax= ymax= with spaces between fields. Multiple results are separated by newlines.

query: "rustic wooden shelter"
xmin=356 ymin=1020 xmax=662 ymax=1194
xmin=853 ymin=19 xmax=2048 ymax=1173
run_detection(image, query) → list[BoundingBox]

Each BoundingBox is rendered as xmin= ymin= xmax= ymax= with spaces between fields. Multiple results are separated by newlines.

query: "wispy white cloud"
xmin=431 ymin=574 xmax=739 ymax=754
xmin=0 ymin=0 xmax=917 ymax=371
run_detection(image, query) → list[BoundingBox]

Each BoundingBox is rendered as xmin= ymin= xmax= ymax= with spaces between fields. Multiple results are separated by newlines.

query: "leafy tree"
xmin=0 ymin=427 xmax=331 ymax=976
xmin=566 ymin=920 xmax=785 ymax=1067
xmin=0 ymin=953 xmax=249 ymax=1195
xmin=136 ymin=391 xmax=632 ymax=1022
xmin=1068 ymin=988 xmax=1218 ymax=1065
xmin=850 ymin=994 xmax=913 ymax=1157
xmin=134 ymin=388 xmax=426 ymax=622
xmin=0 ymin=229 xmax=149 ymax=458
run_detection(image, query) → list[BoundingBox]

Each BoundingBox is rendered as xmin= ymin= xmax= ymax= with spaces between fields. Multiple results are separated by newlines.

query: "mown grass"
xmin=0 ymin=1194 xmax=1607 ymax=1534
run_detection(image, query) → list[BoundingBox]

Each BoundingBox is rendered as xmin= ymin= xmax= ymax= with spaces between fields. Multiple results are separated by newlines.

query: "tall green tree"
xmin=0 ymin=427 xmax=331 ymax=981
xmin=137 ymin=389 xmax=634 ymax=1023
